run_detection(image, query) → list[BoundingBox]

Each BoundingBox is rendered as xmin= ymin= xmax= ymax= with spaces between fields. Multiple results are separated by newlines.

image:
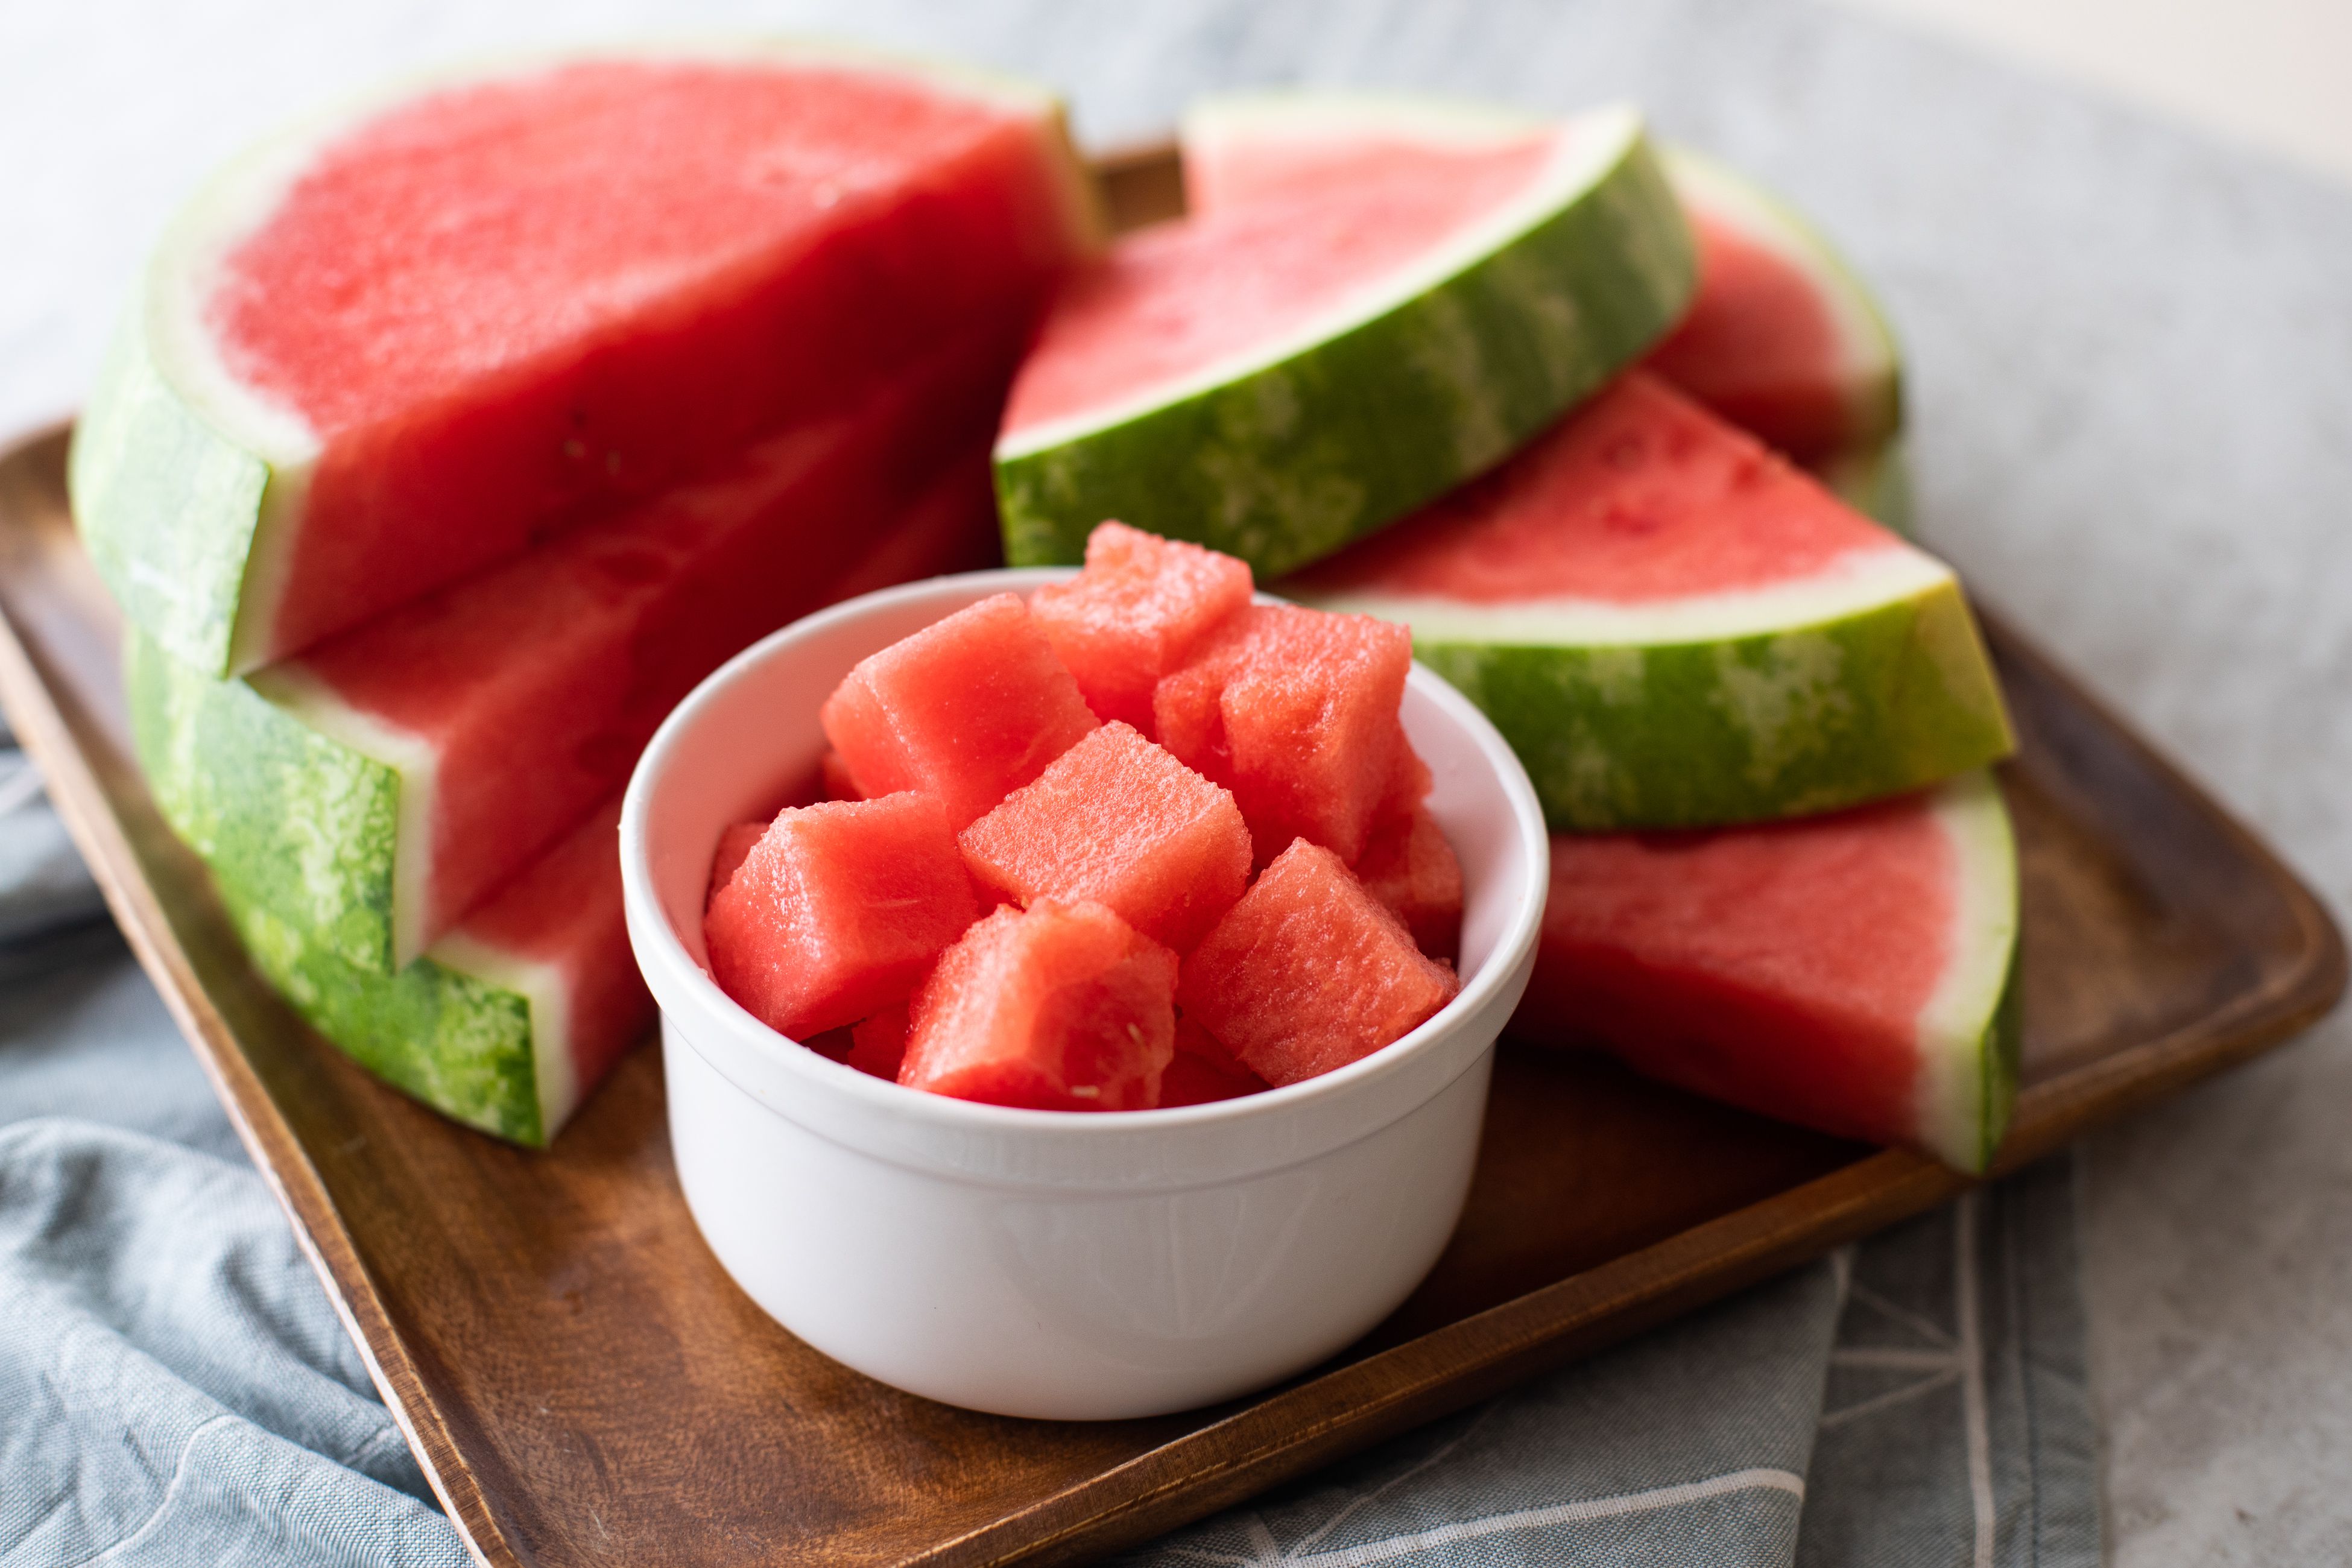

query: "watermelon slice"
xmin=219 ymin=797 xmax=649 ymax=1146
xmin=1512 ymin=771 xmax=2020 ymax=1172
xmin=127 ymin=344 xmax=1004 ymax=975
xmin=1186 ymin=107 xmax=1902 ymax=470
xmin=1286 ymin=372 xmax=2012 ymax=830
xmin=996 ymin=100 xmax=1694 ymax=578
xmin=71 ymin=43 xmax=1098 ymax=677
xmin=1810 ymin=435 xmax=1915 ymax=536
xmin=899 ymin=901 xmax=1178 ymax=1111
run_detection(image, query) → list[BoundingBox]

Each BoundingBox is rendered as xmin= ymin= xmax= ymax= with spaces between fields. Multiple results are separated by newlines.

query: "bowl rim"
xmin=619 ymin=566 xmax=1550 ymax=1151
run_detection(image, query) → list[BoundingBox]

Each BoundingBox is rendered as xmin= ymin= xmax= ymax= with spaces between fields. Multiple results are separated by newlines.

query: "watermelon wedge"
xmin=128 ymin=343 xmax=1005 ymax=975
xmin=996 ymin=100 xmax=1694 ymax=578
xmin=1809 ymin=435 xmax=1915 ymax=536
xmin=1287 ymin=372 xmax=2012 ymax=830
xmin=72 ymin=43 xmax=1099 ymax=677
xmin=1511 ymin=771 xmax=2020 ymax=1172
xmin=220 ymin=797 xmax=650 ymax=1147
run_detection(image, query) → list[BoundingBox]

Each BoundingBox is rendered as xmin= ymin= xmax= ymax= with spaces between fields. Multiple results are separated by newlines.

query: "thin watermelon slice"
xmin=1809 ymin=434 xmax=1915 ymax=537
xmin=1287 ymin=372 xmax=2012 ymax=830
xmin=996 ymin=100 xmax=1693 ymax=578
xmin=219 ymin=796 xmax=650 ymax=1147
xmin=1512 ymin=771 xmax=2020 ymax=1172
xmin=72 ymin=43 xmax=1099 ymax=677
xmin=127 ymin=349 xmax=1003 ymax=976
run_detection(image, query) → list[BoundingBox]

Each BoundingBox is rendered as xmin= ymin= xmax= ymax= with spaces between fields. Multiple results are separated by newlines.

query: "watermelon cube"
xmin=704 ymin=794 xmax=979 ymax=1040
xmin=1154 ymin=604 xmax=1413 ymax=864
xmin=706 ymin=821 xmax=767 ymax=910
xmin=1355 ymin=805 xmax=1464 ymax=964
xmin=1179 ymin=839 xmax=1458 ymax=1087
xmin=1028 ymin=522 xmax=1254 ymax=734
xmin=1159 ymin=1014 xmax=1269 ymax=1107
xmin=900 ymin=901 xmax=1177 ymax=1111
xmin=958 ymin=721 xmax=1251 ymax=952
xmin=821 ymin=593 xmax=1099 ymax=828
xmin=847 ymin=1005 xmax=911 ymax=1082
xmin=820 ymin=749 xmax=862 ymax=803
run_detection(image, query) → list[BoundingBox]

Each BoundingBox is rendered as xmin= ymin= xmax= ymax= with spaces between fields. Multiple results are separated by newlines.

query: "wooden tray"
xmin=2 ymin=150 xmax=2341 ymax=1566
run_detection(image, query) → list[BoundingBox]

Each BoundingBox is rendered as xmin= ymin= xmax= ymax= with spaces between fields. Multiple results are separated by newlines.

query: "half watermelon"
xmin=72 ymin=43 xmax=1099 ymax=676
xmin=997 ymin=98 xmax=1694 ymax=578
xmin=1511 ymin=771 xmax=2020 ymax=1173
xmin=128 ymin=337 xmax=1006 ymax=976
xmin=1287 ymin=372 xmax=2011 ymax=830
xmin=221 ymin=796 xmax=650 ymax=1147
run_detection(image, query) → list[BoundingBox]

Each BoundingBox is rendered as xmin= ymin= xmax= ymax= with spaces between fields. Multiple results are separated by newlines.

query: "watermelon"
xmin=705 ymin=792 xmax=980 ymax=1042
xmin=996 ymin=101 xmax=1694 ymax=578
xmin=1154 ymin=603 xmax=1415 ymax=865
xmin=1513 ymin=771 xmax=2020 ymax=1172
xmin=71 ymin=43 xmax=1099 ymax=677
xmin=958 ymin=721 xmax=1252 ymax=952
xmin=1809 ymin=435 xmax=1915 ymax=536
xmin=1286 ymin=373 xmax=2012 ymax=831
xmin=1160 ymin=1014 xmax=1271 ymax=1107
xmin=1355 ymin=803 xmax=1465 ymax=964
xmin=821 ymin=592 xmax=1099 ymax=830
xmin=1028 ymin=522 xmax=1254 ymax=735
xmin=125 ymin=347 xmax=1004 ymax=975
xmin=220 ymin=797 xmax=648 ymax=1146
xmin=706 ymin=823 xmax=767 ymax=909
xmin=846 ymin=1004 xmax=911 ymax=1081
xmin=1179 ymin=839 xmax=1459 ymax=1087
xmin=899 ymin=901 xmax=1178 ymax=1111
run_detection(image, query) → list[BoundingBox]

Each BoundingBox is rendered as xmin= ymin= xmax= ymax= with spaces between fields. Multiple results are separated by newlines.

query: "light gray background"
xmin=7 ymin=2 xmax=2349 ymax=1560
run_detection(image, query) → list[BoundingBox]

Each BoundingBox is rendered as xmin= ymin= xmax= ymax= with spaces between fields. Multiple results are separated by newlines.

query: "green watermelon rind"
xmin=1911 ymin=769 xmax=2022 ymax=1174
xmin=1660 ymin=146 xmax=1905 ymax=456
xmin=72 ymin=39 xmax=1103 ymax=680
xmin=124 ymin=627 xmax=420 ymax=975
xmin=1310 ymin=561 xmax=2014 ymax=832
xmin=996 ymin=106 xmax=1697 ymax=578
xmin=215 ymin=880 xmax=555 ymax=1148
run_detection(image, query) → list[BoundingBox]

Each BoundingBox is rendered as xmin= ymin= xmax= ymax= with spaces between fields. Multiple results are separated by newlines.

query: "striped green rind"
xmin=1389 ymin=579 xmax=2013 ymax=832
xmin=217 ymin=884 xmax=545 ymax=1146
xmin=124 ymin=627 xmax=402 ymax=974
xmin=1912 ymin=768 xmax=2022 ymax=1174
xmin=1810 ymin=435 xmax=1915 ymax=537
xmin=1956 ymin=943 xmax=2025 ymax=1174
xmin=997 ymin=112 xmax=1696 ymax=578
xmin=72 ymin=303 xmax=282 ymax=678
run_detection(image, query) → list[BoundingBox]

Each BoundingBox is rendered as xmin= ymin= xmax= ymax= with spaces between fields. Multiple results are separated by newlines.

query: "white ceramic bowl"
xmin=620 ymin=568 xmax=1549 ymax=1420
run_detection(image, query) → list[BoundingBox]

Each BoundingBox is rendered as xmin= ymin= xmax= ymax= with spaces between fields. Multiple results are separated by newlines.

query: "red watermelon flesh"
xmin=1001 ymin=134 xmax=1554 ymax=439
xmin=958 ymin=720 xmax=1251 ymax=952
xmin=821 ymin=592 xmax=1099 ymax=829
xmin=1028 ymin=521 xmax=1254 ymax=735
xmin=704 ymin=793 xmax=979 ymax=1041
xmin=1180 ymin=839 xmax=1458 ymax=1087
xmin=705 ymin=821 xmax=766 ymax=910
xmin=1289 ymin=371 xmax=1897 ymax=607
xmin=195 ymin=52 xmax=1095 ymax=666
xmin=1356 ymin=805 xmax=1464 ymax=965
xmin=847 ymin=1004 xmax=911 ymax=1081
xmin=1154 ymin=603 xmax=1412 ymax=865
xmin=1159 ymin=1016 xmax=1271 ymax=1107
xmin=282 ymin=328 xmax=1008 ymax=965
xmin=818 ymin=750 xmax=862 ymax=804
xmin=900 ymin=901 xmax=1177 ymax=1111
xmin=1513 ymin=772 xmax=2019 ymax=1171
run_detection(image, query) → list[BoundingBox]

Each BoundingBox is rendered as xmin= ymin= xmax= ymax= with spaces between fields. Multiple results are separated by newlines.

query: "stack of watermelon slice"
xmin=993 ymin=91 xmax=2020 ymax=1172
xmin=75 ymin=45 xmax=1102 ymax=1143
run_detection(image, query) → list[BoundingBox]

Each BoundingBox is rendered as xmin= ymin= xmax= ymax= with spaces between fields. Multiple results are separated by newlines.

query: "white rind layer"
xmin=246 ymin=663 xmax=439 ymax=972
xmin=429 ymin=929 xmax=577 ymax=1141
xmin=1180 ymin=90 xmax=1546 ymax=160
xmin=997 ymin=104 xmax=1646 ymax=460
xmin=1300 ymin=543 xmax=1950 ymax=647
xmin=1911 ymin=771 xmax=2020 ymax=1171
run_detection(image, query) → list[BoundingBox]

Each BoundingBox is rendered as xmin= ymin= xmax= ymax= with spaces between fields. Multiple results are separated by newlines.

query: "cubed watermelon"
xmin=1180 ymin=839 xmax=1458 ymax=1087
xmin=819 ymin=750 xmax=862 ymax=803
xmin=1159 ymin=1013 xmax=1269 ymax=1107
xmin=1154 ymin=604 xmax=1413 ymax=864
xmin=1356 ymin=805 xmax=1464 ymax=964
xmin=1028 ymin=522 xmax=1254 ymax=734
xmin=900 ymin=901 xmax=1177 ymax=1111
xmin=958 ymin=721 xmax=1251 ymax=952
xmin=704 ymin=794 xmax=979 ymax=1040
xmin=706 ymin=821 xmax=767 ymax=910
xmin=821 ymin=593 xmax=1099 ymax=828
xmin=847 ymin=1005 xmax=911 ymax=1081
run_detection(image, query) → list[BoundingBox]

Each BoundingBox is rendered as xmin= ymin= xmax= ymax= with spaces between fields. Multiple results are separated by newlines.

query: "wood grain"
xmin=0 ymin=150 xmax=2337 ymax=1567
